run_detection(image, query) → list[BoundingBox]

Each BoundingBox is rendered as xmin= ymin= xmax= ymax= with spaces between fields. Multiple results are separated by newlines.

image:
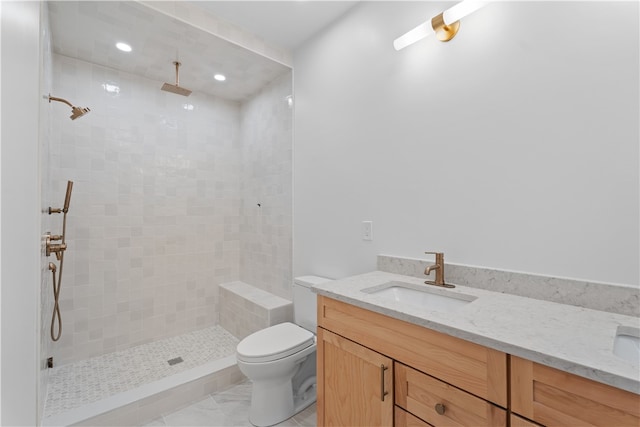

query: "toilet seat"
xmin=237 ymin=322 xmax=315 ymax=363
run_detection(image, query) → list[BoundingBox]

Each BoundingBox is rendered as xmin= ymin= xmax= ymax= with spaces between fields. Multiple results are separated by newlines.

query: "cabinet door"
xmin=317 ymin=327 xmax=393 ymax=426
xmin=511 ymin=356 xmax=640 ymax=426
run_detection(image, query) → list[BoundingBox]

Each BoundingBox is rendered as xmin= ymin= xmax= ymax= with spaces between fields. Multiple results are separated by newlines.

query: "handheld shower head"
xmin=48 ymin=95 xmax=91 ymax=120
xmin=63 ymin=181 xmax=73 ymax=213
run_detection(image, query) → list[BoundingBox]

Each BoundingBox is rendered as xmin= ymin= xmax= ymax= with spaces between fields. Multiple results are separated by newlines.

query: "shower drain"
xmin=167 ymin=356 xmax=184 ymax=366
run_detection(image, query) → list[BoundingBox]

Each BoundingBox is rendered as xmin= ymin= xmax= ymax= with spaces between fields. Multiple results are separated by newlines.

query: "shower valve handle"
xmin=45 ymin=234 xmax=67 ymax=259
xmin=46 ymin=243 xmax=66 ymax=258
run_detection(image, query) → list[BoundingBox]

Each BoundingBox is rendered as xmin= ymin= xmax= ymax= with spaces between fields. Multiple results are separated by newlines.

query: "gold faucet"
xmin=424 ymin=252 xmax=455 ymax=288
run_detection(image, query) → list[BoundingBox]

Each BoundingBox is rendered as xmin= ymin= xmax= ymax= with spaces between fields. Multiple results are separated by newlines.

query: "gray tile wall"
xmin=239 ymin=72 xmax=293 ymax=299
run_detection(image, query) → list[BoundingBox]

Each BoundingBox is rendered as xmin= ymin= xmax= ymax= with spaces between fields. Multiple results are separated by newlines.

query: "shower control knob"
xmin=45 ymin=234 xmax=67 ymax=258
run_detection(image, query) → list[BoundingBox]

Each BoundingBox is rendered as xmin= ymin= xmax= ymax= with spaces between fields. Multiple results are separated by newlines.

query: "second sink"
xmin=613 ymin=326 xmax=640 ymax=366
xmin=362 ymin=281 xmax=476 ymax=312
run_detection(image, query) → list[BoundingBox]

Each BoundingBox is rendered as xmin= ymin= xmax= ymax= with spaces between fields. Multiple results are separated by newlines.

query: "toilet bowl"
xmin=236 ymin=276 xmax=332 ymax=427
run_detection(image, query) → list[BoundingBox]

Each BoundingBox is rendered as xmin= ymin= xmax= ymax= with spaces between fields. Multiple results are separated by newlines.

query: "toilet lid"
xmin=237 ymin=322 xmax=314 ymax=363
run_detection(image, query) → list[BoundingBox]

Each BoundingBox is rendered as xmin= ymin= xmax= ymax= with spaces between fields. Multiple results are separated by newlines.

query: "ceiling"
xmin=47 ymin=1 xmax=358 ymax=102
xmin=190 ymin=1 xmax=359 ymax=51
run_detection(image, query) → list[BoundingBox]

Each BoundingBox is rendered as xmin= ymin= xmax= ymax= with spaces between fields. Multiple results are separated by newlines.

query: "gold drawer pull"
xmin=435 ymin=403 xmax=446 ymax=415
xmin=380 ymin=364 xmax=389 ymax=401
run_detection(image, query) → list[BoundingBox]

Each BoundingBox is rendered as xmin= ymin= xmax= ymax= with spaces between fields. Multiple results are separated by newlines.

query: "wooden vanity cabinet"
xmin=317 ymin=295 xmax=640 ymax=427
xmin=511 ymin=356 xmax=640 ymax=426
xmin=317 ymin=296 xmax=508 ymax=426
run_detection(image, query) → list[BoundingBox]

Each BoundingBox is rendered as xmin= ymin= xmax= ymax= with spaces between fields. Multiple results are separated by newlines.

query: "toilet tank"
xmin=293 ymin=276 xmax=332 ymax=332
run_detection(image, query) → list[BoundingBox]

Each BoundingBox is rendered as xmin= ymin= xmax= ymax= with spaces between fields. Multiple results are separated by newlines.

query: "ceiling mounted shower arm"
xmin=161 ymin=61 xmax=192 ymax=97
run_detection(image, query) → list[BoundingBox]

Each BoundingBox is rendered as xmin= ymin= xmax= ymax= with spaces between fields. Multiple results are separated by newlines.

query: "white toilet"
xmin=236 ymin=276 xmax=331 ymax=427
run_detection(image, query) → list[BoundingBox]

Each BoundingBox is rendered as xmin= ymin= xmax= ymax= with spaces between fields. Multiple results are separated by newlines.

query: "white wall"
xmin=0 ymin=1 xmax=41 ymax=424
xmin=293 ymin=1 xmax=639 ymax=286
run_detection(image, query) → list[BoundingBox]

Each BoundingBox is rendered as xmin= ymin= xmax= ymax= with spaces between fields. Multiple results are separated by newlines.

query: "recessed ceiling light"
xmin=214 ymin=74 xmax=226 ymax=82
xmin=116 ymin=42 xmax=132 ymax=52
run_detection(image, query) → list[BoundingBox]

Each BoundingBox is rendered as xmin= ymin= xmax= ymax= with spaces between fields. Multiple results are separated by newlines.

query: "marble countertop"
xmin=311 ymin=271 xmax=640 ymax=395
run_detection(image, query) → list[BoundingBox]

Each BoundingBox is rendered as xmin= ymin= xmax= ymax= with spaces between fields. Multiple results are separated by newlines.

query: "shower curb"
xmin=42 ymin=355 xmax=243 ymax=426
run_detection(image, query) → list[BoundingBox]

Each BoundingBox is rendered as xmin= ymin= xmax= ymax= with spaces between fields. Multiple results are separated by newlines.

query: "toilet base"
xmin=247 ymin=371 xmax=317 ymax=427
xmin=249 ymin=377 xmax=292 ymax=426
xmin=249 ymin=379 xmax=317 ymax=427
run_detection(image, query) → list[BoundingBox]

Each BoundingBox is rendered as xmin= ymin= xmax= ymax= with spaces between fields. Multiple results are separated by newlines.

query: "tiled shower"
xmin=24 ymin=1 xmax=300 ymax=424
xmin=49 ymin=53 xmax=292 ymax=366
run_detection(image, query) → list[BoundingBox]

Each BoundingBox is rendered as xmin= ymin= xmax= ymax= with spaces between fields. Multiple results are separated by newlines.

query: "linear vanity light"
xmin=393 ymin=0 xmax=488 ymax=50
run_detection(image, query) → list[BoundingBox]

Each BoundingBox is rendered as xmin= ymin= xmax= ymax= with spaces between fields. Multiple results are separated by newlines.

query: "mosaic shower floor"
xmin=44 ymin=325 xmax=239 ymax=419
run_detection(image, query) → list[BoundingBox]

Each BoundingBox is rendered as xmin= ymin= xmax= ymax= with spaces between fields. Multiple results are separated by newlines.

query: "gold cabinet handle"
xmin=380 ymin=364 xmax=389 ymax=401
xmin=435 ymin=403 xmax=446 ymax=415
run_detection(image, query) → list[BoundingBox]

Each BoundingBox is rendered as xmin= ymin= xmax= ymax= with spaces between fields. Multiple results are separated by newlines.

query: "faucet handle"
xmin=425 ymin=251 xmax=443 ymax=256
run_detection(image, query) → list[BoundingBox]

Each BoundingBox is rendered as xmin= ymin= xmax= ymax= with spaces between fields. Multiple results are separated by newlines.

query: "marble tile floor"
xmin=143 ymin=380 xmax=317 ymax=427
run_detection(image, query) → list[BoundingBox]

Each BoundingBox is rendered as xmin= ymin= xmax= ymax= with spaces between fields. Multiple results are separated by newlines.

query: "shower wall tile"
xmin=51 ymin=54 xmax=242 ymax=365
xmin=239 ymin=72 xmax=293 ymax=299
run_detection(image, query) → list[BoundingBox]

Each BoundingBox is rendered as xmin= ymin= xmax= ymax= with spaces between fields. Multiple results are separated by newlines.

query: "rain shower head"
xmin=161 ymin=61 xmax=192 ymax=97
xmin=48 ymin=95 xmax=91 ymax=120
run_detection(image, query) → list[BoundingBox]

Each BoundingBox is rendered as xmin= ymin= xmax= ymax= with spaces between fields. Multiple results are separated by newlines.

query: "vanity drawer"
xmin=395 ymin=362 xmax=507 ymax=427
xmin=395 ymin=407 xmax=432 ymax=427
xmin=318 ymin=296 xmax=508 ymax=406
xmin=511 ymin=356 xmax=640 ymax=426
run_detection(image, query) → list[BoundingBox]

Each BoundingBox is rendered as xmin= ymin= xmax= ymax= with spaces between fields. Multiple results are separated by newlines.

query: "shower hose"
xmin=49 ymin=259 xmax=63 ymax=341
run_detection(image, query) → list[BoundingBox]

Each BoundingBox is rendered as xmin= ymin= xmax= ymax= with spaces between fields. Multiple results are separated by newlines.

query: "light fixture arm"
xmin=393 ymin=0 xmax=488 ymax=50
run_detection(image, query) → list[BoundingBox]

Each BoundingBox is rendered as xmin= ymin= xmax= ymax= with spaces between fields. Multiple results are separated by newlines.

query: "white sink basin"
xmin=362 ymin=281 xmax=476 ymax=312
xmin=613 ymin=326 xmax=640 ymax=366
